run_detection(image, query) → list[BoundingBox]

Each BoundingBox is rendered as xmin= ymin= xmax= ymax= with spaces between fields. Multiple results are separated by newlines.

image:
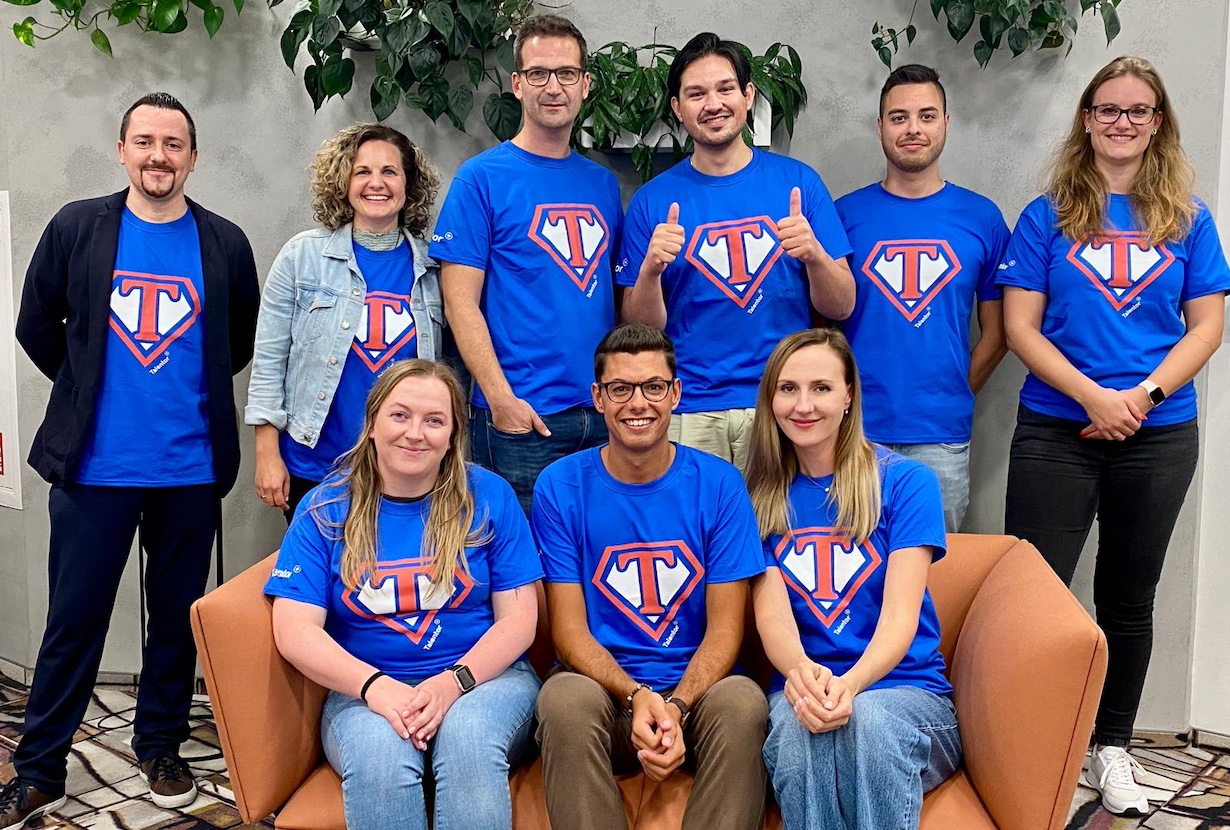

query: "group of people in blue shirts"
xmin=6 ymin=11 xmax=1227 ymax=830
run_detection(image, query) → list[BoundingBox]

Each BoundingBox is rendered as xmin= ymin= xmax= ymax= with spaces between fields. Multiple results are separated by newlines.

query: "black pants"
xmin=1004 ymin=405 xmax=1198 ymax=746
xmin=284 ymin=474 xmax=320 ymax=524
xmin=14 ymin=484 xmax=218 ymax=795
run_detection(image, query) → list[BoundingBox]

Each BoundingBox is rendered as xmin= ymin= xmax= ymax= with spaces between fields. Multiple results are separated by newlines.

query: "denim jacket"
xmin=244 ymin=224 xmax=443 ymax=448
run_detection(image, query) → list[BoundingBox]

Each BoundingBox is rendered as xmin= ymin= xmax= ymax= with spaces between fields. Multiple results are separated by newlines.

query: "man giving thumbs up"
xmin=620 ymin=33 xmax=854 ymax=471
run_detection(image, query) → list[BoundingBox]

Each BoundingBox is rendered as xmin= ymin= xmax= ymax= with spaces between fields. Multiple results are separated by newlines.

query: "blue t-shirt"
xmin=429 ymin=142 xmax=622 ymax=415
xmin=618 ymin=149 xmax=852 ymax=412
xmin=532 ymin=445 xmax=765 ymax=690
xmin=836 ymin=183 xmax=1009 ymax=443
xmin=282 ymin=242 xmax=418 ymax=480
xmin=264 ymin=466 xmax=542 ymax=682
xmin=77 ymin=207 xmax=213 ymax=485
xmin=997 ymin=195 xmax=1230 ymax=426
xmin=764 ymin=448 xmax=950 ymax=696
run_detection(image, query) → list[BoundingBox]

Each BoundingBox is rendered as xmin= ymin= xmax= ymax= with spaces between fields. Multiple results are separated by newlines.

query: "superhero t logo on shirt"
xmin=861 ymin=240 xmax=962 ymax=322
xmin=1067 ymin=233 xmax=1175 ymax=311
xmin=685 ymin=217 xmax=783 ymax=309
xmin=774 ymin=527 xmax=882 ymax=629
xmin=352 ymin=291 xmax=416 ymax=372
xmin=342 ymin=556 xmax=475 ymax=644
xmin=528 ymin=204 xmax=611 ymax=292
xmin=593 ymin=541 xmax=704 ymax=642
xmin=108 ymin=271 xmax=202 ymax=367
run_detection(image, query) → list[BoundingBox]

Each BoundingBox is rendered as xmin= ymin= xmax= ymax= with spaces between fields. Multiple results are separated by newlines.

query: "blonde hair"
xmin=746 ymin=329 xmax=882 ymax=544
xmin=306 ymin=359 xmax=487 ymax=591
xmin=309 ymin=123 xmax=440 ymax=236
xmin=1048 ymin=56 xmax=1196 ymax=246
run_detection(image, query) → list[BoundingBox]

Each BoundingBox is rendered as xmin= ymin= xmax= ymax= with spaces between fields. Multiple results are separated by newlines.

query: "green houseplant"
xmin=7 ymin=0 xmax=236 ymax=55
xmin=872 ymin=0 xmax=1127 ymax=68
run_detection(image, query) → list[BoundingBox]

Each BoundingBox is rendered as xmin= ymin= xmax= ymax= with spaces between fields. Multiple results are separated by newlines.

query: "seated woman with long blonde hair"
xmin=747 ymin=329 xmax=960 ymax=830
xmin=263 ymin=359 xmax=541 ymax=830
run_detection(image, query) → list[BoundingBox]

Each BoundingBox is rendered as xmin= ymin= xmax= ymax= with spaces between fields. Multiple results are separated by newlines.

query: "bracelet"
xmin=359 ymin=670 xmax=387 ymax=701
xmin=625 ymin=682 xmax=653 ymax=712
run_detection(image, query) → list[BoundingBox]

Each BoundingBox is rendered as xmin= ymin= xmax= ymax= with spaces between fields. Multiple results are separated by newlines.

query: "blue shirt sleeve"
xmin=881 ymin=457 xmax=948 ymax=562
xmin=1180 ymin=203 xmax=1230 ymax=302
xmin=977 ymin=208 xmax=1012 ymax=302
xmin=705 ymin=467 xmax=769 ymax=583
xmin=262 ymin=499 xmax=335 ymax=609
xmin=805 ymin=172 xmax=853 ymax=262
xmin=482 ymin=472 xmax=546 ymax=592
xmin=428 ymin=170 xmax=491 ymax=271
xmin=616 ymin=188 xmax=655 ymax=287
xmin=531 ymin=471 xmax=583 ymax=584
xmin=997 ymin=197 xmax=1054 ymax=294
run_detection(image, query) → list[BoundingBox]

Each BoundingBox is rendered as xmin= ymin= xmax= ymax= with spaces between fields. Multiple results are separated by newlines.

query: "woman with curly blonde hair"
xmin=999 ymin=56 xmax=1230 ymax=816
xmin=246 ymin=124 xmax=446 ymax=518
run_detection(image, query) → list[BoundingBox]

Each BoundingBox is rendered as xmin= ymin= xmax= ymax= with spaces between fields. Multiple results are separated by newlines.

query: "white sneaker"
xmin=1085 ymin=745 xmax=1148 ymax=816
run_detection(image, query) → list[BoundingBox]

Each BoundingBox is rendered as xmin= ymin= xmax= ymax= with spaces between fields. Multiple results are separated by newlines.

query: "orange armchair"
xmin=191 ymin=534 xmax=1106 ymax=830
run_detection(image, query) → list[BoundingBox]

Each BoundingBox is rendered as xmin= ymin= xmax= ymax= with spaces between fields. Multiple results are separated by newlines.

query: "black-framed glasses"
xmin=1088 ymin=104 xmax=1159 ymax=125
xmin=517 ymin=66 xmax=584 ymax=87
xmin=596 ymin=379 xmax=675 ymax=403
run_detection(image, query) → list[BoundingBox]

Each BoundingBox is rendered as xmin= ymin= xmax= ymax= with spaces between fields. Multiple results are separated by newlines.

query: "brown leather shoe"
xmin=139 ymin=754 xmax=197 ymax=809
xmin=0 ymin=778 xmax=67 ymax=830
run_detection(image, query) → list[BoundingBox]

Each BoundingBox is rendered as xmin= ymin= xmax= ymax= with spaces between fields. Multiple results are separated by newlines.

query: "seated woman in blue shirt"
xmin=264 ymin=359 xmax=541 ymax=830
xmin=246 ymin=123 xmax=444 ymax=519
xmin=747 ymin=329 xmax=960 ymax=830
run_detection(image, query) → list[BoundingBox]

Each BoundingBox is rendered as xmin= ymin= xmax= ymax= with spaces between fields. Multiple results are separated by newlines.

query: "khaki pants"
xmin=668 ymin=409 xmax=757 ymax=473
xmin=535 ymin=672 xmax=768 ymax=830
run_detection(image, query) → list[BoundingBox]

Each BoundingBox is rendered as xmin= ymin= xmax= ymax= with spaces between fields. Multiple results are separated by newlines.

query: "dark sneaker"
xmin=0 ymin=778 xmax=67 ymax=830
xmin=139 ymin=754 xmax=197 ymax=809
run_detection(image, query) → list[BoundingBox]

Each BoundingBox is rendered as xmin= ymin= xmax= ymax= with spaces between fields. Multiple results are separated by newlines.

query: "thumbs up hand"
xmin=778 ymin=187 xmax=824 ymax=264
xmin=643 ymin=202 xmax=685 ymax=278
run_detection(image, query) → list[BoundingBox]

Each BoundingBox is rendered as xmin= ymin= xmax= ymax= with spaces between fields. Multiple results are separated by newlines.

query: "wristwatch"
xmin=448 ymin=664 xmax=476 ymax=695
xmin=665 ymin=695 xmax=691 ymax=726
xmin=1139 ymin=380 xmax=1166 ymax=407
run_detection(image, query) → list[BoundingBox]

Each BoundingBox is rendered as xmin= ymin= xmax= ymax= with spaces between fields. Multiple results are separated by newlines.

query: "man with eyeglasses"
xmin=834 ymin=64 xmax=1010 ymax=532
xmin=620 ymin=32 xmax=855 ymax=472
xmin=431 ymin=14 xmax=621 ymax=514
xmin=532 ymin=324 xmax=768 ymax=830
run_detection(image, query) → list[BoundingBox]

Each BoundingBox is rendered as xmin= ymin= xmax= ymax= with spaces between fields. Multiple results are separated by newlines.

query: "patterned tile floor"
xmin=1 ymin=670 xmax=1228 ymax=829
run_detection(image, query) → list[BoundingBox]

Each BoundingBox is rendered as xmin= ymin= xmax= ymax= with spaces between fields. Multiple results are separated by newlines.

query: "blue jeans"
xmin=471 ymin=405 xmax=608 ymax=514
xmin=883 ymin=442 xmax=970 ymax=533
xmin=321 ymin=661 xmax=540 ymax=830
xmin=764 ymin=686 xmax=961 ymax=830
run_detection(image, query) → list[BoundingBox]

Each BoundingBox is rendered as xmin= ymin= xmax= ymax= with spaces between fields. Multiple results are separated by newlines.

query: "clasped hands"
xmin=364 ymin=672 xmax=461 ymax=750
xmin=630 ymin=689 xmax=687 ymax=781
xmin=784 ymin=657 xmax=853 ymax=734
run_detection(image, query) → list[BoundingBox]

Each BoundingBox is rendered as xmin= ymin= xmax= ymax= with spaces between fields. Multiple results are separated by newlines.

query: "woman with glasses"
xmin=998 ymin=56 xmax=1229 ymax=816
xmin=246 ymin=124 xmax=444 ymax=519
xmin=265 ymin=359 xmax=542 ymax=830
xmin=748 ymin=329 xmax=960 ymax=830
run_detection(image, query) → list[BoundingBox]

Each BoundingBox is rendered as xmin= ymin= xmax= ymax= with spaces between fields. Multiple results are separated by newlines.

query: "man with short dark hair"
xmin=5 ymin=92 xmax=259 ymax=828
xmin=620 ymin=32 xmax=855 ymax=471
xmin=835 ymin=64 xmax=1009 ymax=531
xmin=532 ymin=323 xmax=767 ymax=830
xmin=431 ymin=14 xmax=621 ymax=513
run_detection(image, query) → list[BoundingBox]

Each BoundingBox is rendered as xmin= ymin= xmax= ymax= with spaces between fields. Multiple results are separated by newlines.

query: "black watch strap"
xmin=448 ymin=664 xmax=477 ymax=695
xmin=665 ymin=695 xmax=691 ymax=724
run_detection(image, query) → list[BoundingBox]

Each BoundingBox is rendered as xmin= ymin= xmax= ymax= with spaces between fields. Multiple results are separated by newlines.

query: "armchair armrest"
xmin=191 ymin=553 xmax=329 ymax=823
xmin=949 ymin=541 xmax=1107 ymax=830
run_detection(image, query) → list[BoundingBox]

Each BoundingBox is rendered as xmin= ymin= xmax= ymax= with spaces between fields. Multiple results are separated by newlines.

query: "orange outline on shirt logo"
xmin=860 ymin=239 xmax=962 ymax=322
xmin=343 ymin=556 xmax=476 ymax=645
xmin=774 ymin=527 xmax=882 ymax=629
xmin=527 ymin=204 xmax=611 ymax=292
xmin=593 ymin=540 xmax=704 ymax=642
xmin=1067 ymin=233 xmax=1175 ymax=311
xmin=351 ymin=291 xmax=417 ymax=372
xmin=684 ymin=217 xmax=783 ymax=309
xmin=107 ymin=271 xmax=202 ymax=367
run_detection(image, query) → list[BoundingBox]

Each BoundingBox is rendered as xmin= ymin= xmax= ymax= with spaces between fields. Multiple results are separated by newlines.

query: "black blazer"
xmin=15 ymin=189 xmax=260 ymax=496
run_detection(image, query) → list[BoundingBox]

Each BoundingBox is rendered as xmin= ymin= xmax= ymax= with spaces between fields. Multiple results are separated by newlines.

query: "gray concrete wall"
xmin=0 ymin=0 xmax=1225 ymax=730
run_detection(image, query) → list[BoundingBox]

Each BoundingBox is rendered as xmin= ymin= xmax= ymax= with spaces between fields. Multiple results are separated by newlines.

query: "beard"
xmin=137 ymin=167 xmax=177 ymax=199
xmin=884 ymin=137 xmax=944 ymax=174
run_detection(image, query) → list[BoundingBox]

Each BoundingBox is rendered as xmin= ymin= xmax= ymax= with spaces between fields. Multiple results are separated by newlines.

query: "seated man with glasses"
xmin=531 ymin=324 xmax=769 ymax=830
xmin=431 ymin=13 xmax=621 ymax=514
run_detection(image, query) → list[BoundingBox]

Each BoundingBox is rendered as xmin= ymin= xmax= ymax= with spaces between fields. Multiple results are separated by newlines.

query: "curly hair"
xmin=1047 ymin=56 xmax=1196 ymax=246
xmin=309 ymin=123 xmax=440 ymax=236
